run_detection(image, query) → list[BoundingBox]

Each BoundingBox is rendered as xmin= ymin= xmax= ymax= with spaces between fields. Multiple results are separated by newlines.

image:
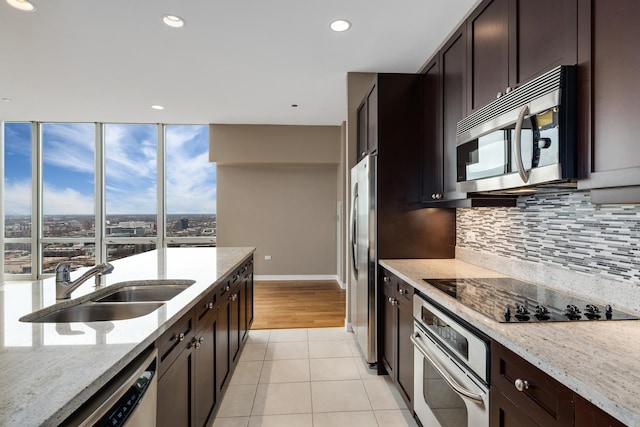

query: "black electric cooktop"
xmin=422 ymin=277 xmax=639 ymax=323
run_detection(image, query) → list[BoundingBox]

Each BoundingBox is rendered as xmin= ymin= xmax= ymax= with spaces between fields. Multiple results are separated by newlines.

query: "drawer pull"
xmin=383 ymin=276 xmax=391 ymax=283
xmin=177 ymin=332 xmax=185 ymax=342
xmin=206 ymin=302 xmax=214 ymax=310
xmin=399 ymin=289 xmax=407 ymax=295
xmin=514 ymin=379 xmax=530 ymax=392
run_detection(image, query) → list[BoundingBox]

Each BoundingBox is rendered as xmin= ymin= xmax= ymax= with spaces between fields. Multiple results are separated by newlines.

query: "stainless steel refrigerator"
xmin=350 ymin=154 xmax=377 ymax=365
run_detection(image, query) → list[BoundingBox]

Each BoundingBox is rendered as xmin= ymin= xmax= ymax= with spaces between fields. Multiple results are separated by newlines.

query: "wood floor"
xmin=251 ymin=280 xmax=346 ymax=329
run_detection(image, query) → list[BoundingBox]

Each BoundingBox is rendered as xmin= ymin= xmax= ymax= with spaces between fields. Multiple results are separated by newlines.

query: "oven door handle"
xmin=411 ymin=332 xmax=485 ymax=404
xmin=514 ymin=104 xmax=531 ymax=184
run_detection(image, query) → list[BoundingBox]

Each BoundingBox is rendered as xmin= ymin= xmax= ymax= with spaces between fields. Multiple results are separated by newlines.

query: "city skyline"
xmin=3 ymin=123 xmax=216 ymax=216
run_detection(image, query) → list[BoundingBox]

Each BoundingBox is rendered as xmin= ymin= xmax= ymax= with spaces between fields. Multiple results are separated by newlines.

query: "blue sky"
xmin=3 ymin=122 xmax=216 ymax=216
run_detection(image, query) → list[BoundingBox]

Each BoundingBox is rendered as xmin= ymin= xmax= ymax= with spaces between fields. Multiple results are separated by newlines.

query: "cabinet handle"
xmin=431 ymin=193 xmax=442 ymax=200
xmin=496 ymin=91 xmax=503 ymax=99
xmin=177 ymin=332 xmax=185 ymax=342
xmin=388 ymin=297 xmax=398 ymax=306
xmin=505 ymin=86 xmax=513 ymax=94
xmin=198 ymin=337 xmax=205 ymax=344
xmin=514 ymin=379 xmax=530 ymax=392
xmin=361 ymin=151 xmax=366 ymax=157
xmin=383 ymin=276 xmax=391 ymax=283
xmin=225 ymin=285 xmax=230 ymax=292
xmin=206 ymin=302 xmax=214 ymax=310
xmin=191 ymin=337 xmax=201 ymax=349
xmin=399 ymin=289 xmax=407 ymax=295
xmin=230 ymin=294 xmax=238 ymax=302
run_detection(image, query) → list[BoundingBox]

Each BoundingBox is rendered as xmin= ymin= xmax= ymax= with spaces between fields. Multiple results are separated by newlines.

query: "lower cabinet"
xmin=157 ymin=254 xmax=254 ymax=427
xmin=379 ymin=267 xmax=414 ymax=410
xmin=491 ymin=341 xmax=625 ymax=427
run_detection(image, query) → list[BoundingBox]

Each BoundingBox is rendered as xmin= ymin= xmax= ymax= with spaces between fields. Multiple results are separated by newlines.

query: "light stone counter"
xmin=380 ymin=258 xmax=640 ymax=427
xmin=0 ymin=247 xmax=254 ymax=427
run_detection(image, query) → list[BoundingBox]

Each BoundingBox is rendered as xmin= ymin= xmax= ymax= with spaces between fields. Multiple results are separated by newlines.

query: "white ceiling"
xmin=0 ymin=0 xmax=477 ymax=126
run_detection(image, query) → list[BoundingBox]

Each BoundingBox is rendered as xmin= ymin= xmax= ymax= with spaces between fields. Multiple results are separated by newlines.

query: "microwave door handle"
xmin=514 ymin=105 xmax=531 ymax=183
xmin=411 ymin=332 xmax=485 ymax=404
xmin=350 ymin=192 xmax=359 ymax=279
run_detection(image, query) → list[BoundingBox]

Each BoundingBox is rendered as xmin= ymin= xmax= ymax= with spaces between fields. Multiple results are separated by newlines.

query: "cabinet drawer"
xmin=491 ymin=342 xmax=574 ymax=427
xmin=158 ymin=308 xmax=195 ymax=377
xmin=196 ymin=288 xmax=218 ymax=325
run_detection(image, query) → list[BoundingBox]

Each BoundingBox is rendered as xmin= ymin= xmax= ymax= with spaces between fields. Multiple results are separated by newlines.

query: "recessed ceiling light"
xmin=151 ymin=105 xmax=165 ymax=110
xmin=2 ymin=98 xmax=12 ymax=102
xmin=162 ymin=14 xmax=185 ymax=28
xmin=6 ymin=0 xmax=36 ymax=12
xmin=330 ymin=19 xmax=351 ymax=32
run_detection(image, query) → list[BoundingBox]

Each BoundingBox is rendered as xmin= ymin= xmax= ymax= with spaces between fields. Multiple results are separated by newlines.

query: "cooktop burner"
xmin=422 ymin=277 xmax=639 ymax=323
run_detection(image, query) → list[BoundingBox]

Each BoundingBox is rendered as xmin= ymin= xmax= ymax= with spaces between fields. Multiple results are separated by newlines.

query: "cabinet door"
xmin=420 ymin=56 xmax=442 ymax=202
xmin=381 ymin=273 xmax=396 ymax=378
xmin=490 ymin=386 xmax=541 ymax=427
xmin=245 ymin=262 xmax=254 ymax=334
xmin=491 ymin=342 xmax=574 ymax=427
xmin=229 ymin=285 xmax=241 ymax=364
xmin=574 ymin=395 xmax=626 ymax=427
xmin=466 ymin=0 xmax=509 ymax=112
xmin=158 ymin=346 xmax=195 ymax=427
xmin=577 ymin=0 xmax=640 ymax=197
xmin=508 ymin=0 xmax=577 ymax=87
xmin=194 ymin=311 xmax=217 ymax=427
xmin=357 ymin=99 xmax=368 ymax=159
xmin=367 ymin=84 xmax=378 ymax=154
xmin=216 ymin=286 xmax=231 ymax=395
xmin=442 ymin=26 xmax=468 ymax=198
xmin=396 ymin=296 xmax=414 ymax=409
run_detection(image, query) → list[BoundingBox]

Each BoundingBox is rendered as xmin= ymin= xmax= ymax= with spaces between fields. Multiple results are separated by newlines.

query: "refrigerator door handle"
xmin=350 ymin=187 xmax=359 ymax=279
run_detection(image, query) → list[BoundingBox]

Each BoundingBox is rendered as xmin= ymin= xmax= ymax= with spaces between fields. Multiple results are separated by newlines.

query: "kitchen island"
xmin=380 ymin=258 xmax=640 ymax=426
xmin=0 ymin=247 xmax=254 ymax=427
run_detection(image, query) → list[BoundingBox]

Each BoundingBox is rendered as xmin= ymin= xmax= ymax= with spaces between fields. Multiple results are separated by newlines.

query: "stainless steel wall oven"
xmin=412 ymin=293 xmax=490 ymax=427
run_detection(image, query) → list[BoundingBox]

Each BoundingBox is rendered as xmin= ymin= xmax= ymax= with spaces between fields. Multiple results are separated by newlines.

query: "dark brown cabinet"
xmin=466 ymin=0 xmax=577 ymax=113
xmin=466 ymin=0 xmax=509 ymax=113
xmin=157 ymin=308 xmax=196 ymax=427
xmin=577 ymin=0 xmax=640 ymax=202
xmin=379 ymin=268 xmax=414 ymax=410
xmin=356 ymin=84 xmax=378 ymax=160
xmin=574 ymin=395 xmax=626 ymax=427
xmin=157 ymin=254 xmax=254 ymax=427
xmin=491 ymin=341 xmax=574 ymax=427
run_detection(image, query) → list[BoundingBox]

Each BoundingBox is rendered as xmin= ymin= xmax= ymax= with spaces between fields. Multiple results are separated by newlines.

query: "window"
xmin=1 ymin=122 xmax=214 ymax=280
xmin=3 ymin=123 xmax=32 ymax=274
xmin=41 ymin=123 xmax=96 ymax=272
xmin=165 ymin=125 xmax=216 ymax=242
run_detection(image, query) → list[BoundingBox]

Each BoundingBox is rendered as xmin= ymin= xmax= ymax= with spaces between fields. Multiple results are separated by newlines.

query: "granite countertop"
xmin=0 ymin=247 xmax=255 ymax=427
xmin=380 ymin=258 xmax=640 ymax=427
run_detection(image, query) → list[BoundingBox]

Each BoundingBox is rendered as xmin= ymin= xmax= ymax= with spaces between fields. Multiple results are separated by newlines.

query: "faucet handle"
xmin=55 ymin=261 xmax=78 ymax=281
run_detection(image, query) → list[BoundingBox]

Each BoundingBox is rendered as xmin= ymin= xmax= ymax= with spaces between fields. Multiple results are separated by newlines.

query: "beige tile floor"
xmin=211 ymin=327 xmax=419 ymax=427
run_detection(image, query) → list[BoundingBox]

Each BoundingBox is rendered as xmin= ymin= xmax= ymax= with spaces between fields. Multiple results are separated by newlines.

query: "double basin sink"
xmin=20 ymin=279 xmax=196 ymax=323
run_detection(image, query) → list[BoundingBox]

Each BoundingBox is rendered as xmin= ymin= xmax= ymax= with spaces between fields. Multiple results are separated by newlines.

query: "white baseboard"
xmin=254 ymin=274 xmax=342 ymax=282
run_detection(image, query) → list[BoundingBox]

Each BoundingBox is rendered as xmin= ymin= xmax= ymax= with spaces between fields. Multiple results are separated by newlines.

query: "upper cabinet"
xmin=357 ymin=85 xmax=379 ymax=161
xmin=576 ymin=0 xmax=640 ymax=203
xmin=466 ymin=0 xmax=577 ymax=113
xmin=421 ymin=25 xmax=468 ymax=203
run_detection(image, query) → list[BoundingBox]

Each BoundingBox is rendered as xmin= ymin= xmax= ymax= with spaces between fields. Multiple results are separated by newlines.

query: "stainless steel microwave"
xmin=456 ymin=65 xmax=577 ymax=194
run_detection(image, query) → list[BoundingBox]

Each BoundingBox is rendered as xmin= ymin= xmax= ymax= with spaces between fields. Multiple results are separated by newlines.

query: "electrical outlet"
xmin=264 ymin=255 xmax=272 ymax=261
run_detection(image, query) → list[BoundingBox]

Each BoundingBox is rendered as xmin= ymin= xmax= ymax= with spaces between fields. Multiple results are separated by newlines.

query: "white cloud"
xmin=165 ymin=125 xmax=216 ymax=214
xmin=42 ymin=123 xmax=95 ymax=173
xmin=4 ymin=179 xmax=32 ymax=216
xmin=43 ymin=183 xmax=95 ymax=215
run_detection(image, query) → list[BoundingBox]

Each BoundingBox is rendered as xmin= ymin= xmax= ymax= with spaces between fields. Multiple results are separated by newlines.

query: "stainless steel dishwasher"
xmin=61 ymin=347 xmax=157 ymax=427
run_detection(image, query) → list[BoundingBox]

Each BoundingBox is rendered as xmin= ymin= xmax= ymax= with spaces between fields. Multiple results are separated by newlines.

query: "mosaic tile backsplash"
xmin=456 ymin=191 xmax=640 ymax=285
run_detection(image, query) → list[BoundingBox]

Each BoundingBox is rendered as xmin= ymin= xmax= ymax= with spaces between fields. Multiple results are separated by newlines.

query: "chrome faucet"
xmin=55 ymin=261 xmax=115 ymax=300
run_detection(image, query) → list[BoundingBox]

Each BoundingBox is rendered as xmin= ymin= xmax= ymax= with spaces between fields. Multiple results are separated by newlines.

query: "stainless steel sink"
xmin=21 ymin=302 xmax=163 ymax=323
xmin=93 ymin=279 xmax=196 ymax=303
